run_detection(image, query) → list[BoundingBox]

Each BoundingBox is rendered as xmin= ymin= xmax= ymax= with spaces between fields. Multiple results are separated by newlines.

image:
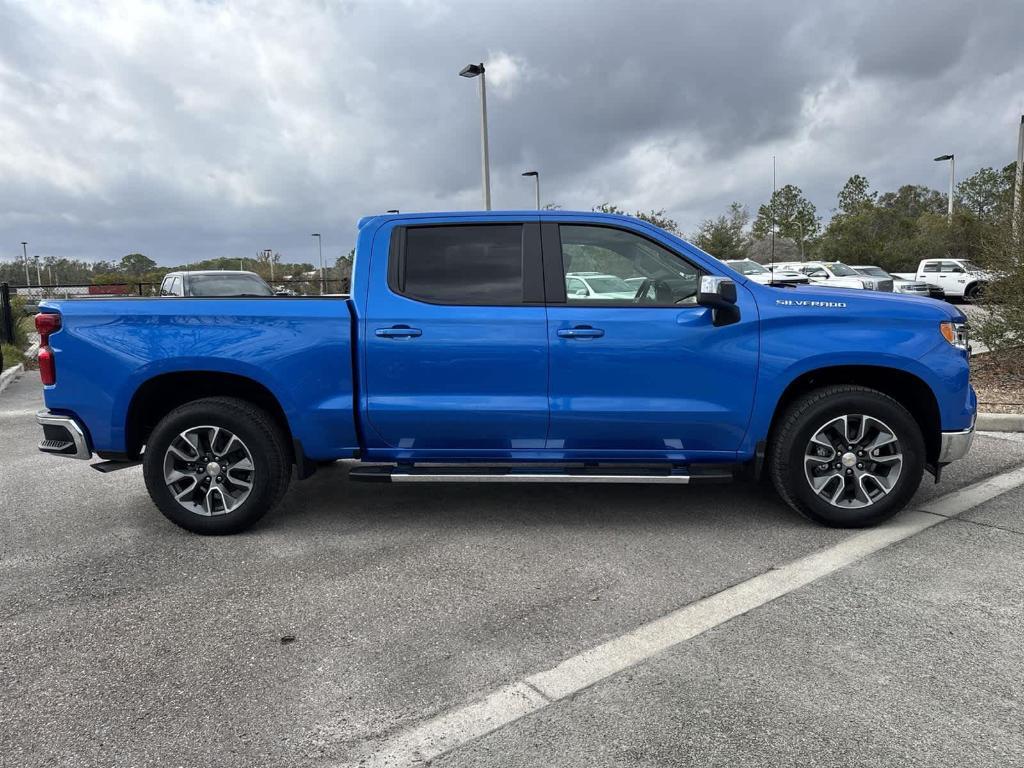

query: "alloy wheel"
xmin=803 ymin=414 xmax=903 ymax=509
xmin=162 ymin=425 xmax=255 ymax=516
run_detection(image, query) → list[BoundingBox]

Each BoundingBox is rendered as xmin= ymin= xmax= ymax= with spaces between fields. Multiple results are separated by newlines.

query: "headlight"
xmin=940 ymin=320 xmax=969 ymax=351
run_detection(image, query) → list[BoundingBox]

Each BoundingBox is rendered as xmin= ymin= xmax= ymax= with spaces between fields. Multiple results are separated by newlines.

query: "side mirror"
xmin=698 ymin=276 xmax=737 ymax=307
xmin=697 ymin=276 xmax=740 ymax=327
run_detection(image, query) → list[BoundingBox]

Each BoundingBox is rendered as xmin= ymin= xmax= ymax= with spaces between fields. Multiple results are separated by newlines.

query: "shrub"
xmin=975 ymin=193 xmax=1024 ymax=359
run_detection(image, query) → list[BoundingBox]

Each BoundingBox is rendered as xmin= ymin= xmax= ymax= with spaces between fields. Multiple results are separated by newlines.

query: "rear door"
xmin=363 ymin=219 xmax=549 ymax=453
xmin=543 ymin=221 xmax=759 ymax=457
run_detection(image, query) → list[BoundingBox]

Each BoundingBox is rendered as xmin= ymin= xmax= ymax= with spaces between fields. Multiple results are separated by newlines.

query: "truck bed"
xmin=38 ymin=297 xmax=359 ymax=460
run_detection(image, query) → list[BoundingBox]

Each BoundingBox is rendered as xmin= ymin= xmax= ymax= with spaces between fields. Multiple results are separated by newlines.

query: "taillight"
xmin=35 ymin=312 xmax=61 ymax=386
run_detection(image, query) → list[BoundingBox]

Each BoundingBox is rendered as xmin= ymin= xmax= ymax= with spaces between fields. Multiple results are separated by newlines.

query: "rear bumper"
xmin=938 ymin=424 xmax=975 ymax=464
xmin=36 ymin=410 xmax=92 ymax=460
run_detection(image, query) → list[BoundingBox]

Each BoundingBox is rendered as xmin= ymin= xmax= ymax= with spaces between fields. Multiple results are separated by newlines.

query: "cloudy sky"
xmin=2 ymin=0 xmax=1023 ymax=267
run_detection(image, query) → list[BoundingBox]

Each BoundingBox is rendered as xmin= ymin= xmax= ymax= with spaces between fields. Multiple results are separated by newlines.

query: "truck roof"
xmin=357 ymin=209 xmax=658 ymax=230
xmin=162 ymin=270 xmax=265 ymax=278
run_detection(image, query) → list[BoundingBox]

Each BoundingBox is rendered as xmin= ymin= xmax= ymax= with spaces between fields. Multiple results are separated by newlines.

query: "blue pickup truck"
xmin=34 ymin=210 xmax=976 ymax=534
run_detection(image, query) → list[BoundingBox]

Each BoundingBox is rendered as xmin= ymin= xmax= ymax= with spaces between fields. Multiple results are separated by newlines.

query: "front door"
xmin=364 ymin=219 xmax=549 ymax=453
xmin=544 ymin=222 xmax=759 ymax=457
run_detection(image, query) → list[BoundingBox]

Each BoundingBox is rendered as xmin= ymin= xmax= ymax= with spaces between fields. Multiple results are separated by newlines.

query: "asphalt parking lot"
xmin=2 ymin=371 xmax=1023 ymax=768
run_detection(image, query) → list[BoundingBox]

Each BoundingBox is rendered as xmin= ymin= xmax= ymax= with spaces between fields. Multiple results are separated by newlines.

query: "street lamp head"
xmin=933 ymin=154 xmax=954 ymax=162
xmin=311 ymin=233 xmax=320 ymax=238
xmin=521 ymin=171 xmax=538 ymax=178
xmin=459 ymin=63 xmax=485 ymax=78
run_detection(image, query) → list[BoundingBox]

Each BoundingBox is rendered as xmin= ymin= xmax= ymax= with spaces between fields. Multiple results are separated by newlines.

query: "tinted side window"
xmin=170 ymin=277 xmax=182 ymax=296
xmin=922 ymin=263 xmax=940 ymax=273
xmin=398 ymin=225 xmax=524 ymax=304
xmin=940 ymin=261 xmax=962 ymax=273
xmin=559 ymin=225 xmax=699 ymax=306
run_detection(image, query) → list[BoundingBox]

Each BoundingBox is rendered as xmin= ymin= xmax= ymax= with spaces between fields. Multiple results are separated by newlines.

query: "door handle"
xmin=375 ymin=326 xmax=422 ymax=338
xmin=557 ymin=326 xmax=604 ymax=339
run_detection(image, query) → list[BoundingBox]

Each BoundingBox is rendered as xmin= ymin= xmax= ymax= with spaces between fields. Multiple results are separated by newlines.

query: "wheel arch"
xmin=124 ymin=371 xmax=293 ymax=459
xmin=764 ymin=365 xmax=941 ymax=468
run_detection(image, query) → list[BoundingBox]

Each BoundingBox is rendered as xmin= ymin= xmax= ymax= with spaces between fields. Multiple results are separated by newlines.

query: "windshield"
xmin=586 ymin=276 xmax=633 ymax=293
xmin=188 ymin=274 xmax=273 ymax=297
xmin=826 ymin=263 xmax=859 ymax=277
xmin=856 ymin=267 xmax=889 ymax=277
xmin=729 ymin=260 xmax=767 ymax=275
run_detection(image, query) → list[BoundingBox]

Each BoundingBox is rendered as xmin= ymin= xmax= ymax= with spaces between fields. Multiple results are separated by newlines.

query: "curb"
xmin=0 ymin=363 xmax=25 ymax=395
xmin=976 ymin=412 xmax=1024 ymax=433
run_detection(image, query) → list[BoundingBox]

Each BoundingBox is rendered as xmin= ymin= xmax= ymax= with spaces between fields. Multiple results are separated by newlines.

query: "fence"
xmin=6 ymin=277 xmax=349 ymax=300
xmin=1 ymin=282 xmax=14 ymax=344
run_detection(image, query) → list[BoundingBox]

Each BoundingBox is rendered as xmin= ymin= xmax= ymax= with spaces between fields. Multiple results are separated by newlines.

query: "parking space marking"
xmin=343 ymin=464 xmax=1024 ymax=768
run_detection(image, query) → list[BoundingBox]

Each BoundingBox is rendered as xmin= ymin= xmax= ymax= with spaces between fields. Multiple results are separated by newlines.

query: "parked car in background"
xmin=567 ymin=272 xmax=638 ymax=300
xmin=722 ymin=259 xmax=810 ymax=286
xmin=915 ymin=259 xmax=988 ymax=302
xmin=770 ymin=261 xmax=889 ymax=291
xmin=852 ymin=266 xmax=945 ymax=300
xmin=159 ymin=270 xmax=274 ymax=298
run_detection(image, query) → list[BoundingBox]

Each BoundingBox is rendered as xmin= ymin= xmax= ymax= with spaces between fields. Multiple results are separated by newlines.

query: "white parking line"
xmin=342 ymin=465 xmax=1024 ymax=768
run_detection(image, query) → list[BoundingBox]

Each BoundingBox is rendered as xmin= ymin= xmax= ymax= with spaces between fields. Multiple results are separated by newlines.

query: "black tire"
xmin=768 ymin=385 xmax=924 ymax=528
xmin=963 ymin=282 xmax=983 ymax=303
xmin=143 ymin=397 xmax=291 ymax=534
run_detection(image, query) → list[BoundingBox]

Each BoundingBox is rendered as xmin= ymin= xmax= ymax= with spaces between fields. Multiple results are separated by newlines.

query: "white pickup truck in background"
xmin=908 ymin=259 xmax=989 ymax=302
xmin=770 ymin=261 xmax=893 ymax=291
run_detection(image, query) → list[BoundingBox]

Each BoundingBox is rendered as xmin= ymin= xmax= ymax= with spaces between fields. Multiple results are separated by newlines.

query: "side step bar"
xmin=348 ymin=465 xmax=734 ymax=484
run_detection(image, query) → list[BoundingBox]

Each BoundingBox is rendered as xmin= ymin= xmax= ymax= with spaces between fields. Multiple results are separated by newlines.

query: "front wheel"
xmin=143 ymin=397 xmax=291 ymax=534
xmin=769 ymin=385 xmax=924 ymax=527
xmin=963 ymin=282 xmax=984 ymax=303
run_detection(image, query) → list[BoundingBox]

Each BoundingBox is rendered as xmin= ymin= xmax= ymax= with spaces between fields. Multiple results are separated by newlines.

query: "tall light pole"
xmin=311 ymin=233 xmax=323 ymax=294
xmin=1013 ymin=116 xmax=1023 ymax=243
xmin=264 ymin=249 xmax=275 ymax=282
xmin=21 ymin=242 xmax=30 ymax=285
xmin=934 ymin=153 xmax=955 ymax=223
xmin=34 ymin=256 xmax=42 ymax=290
xmin=521 ymin=171 xmax=540 ymax=210
xmin=459 ymin=62 xmax=491 ymax=210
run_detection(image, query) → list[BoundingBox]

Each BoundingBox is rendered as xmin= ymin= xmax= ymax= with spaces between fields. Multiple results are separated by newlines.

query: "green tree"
xmin=593 ymin=204 xmax=682 ymax=236
xmin=837 ymin=174 xmax=876 ymax=215
xmin=751 ymin=184 xmax=820 ymax=251
xmin=694 ymin=202 xmax=750 ymax=260
xmin=119 ymin=253 xmax=157 ymax=276
xmin=956 ymin=162 xmax=1017 ymax=219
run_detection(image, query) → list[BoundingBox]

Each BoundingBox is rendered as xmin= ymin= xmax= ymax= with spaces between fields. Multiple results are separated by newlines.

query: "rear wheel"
xmin=143 ymin=397 xmax=291 ymax=534
xmin=769 ymin=386 xmax=924 ymax=527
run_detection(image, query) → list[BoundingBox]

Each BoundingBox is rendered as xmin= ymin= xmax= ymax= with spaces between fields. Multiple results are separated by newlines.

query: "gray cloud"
xmin=1 ymin=0 xmax=1022 ymax=266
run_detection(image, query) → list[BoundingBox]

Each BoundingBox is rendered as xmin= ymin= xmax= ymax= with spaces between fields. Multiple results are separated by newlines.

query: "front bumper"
xmin=36 ymin=410 xmax=92 ymax=460
xmin=938 ymin=425 xmax=975 ymax=464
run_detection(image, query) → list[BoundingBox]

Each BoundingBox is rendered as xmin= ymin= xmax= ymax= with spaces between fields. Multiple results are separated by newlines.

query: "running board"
xmin=348 ymin=465 xmax=734 ymax=484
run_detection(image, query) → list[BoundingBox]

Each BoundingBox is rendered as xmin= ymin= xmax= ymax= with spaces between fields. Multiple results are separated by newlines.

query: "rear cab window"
xmin=388 ymin=223 xmax=543 ymax=305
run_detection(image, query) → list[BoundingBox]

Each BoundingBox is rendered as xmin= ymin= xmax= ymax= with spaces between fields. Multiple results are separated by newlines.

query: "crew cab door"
xmin=542 ymin=221 xmax=759 ymax=456
xmin=363 ymin=219 xmax=549 ymax=453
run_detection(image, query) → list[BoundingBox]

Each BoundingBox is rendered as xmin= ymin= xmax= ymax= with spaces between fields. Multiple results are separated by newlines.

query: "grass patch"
xmin=1 ymin=343 xmax=25 ymax=371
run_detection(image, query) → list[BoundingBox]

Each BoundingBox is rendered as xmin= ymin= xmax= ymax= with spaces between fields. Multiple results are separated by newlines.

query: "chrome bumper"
xmin=36 ymin=410 xmax=92 ymax=460
xmin=938 ymin=426 xmax=975 ymax=464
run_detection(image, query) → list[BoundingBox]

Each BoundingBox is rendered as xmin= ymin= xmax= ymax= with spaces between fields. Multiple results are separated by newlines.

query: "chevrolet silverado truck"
xmin=33 ymin=210 xmax=976 ymax=534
